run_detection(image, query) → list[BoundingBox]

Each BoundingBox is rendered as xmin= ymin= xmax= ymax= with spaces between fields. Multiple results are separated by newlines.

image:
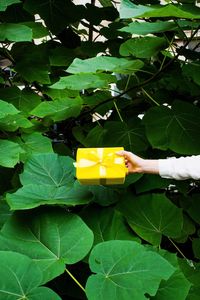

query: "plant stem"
xmin=168 ymin=237 xmax=187 ymax=259
xmin=113 ymin=100 xmax=124 ymax=122
xmin=141 ymin=88 xmax=160 ymax=106
xmin=65 ymin=268 xmax=86 ymax=293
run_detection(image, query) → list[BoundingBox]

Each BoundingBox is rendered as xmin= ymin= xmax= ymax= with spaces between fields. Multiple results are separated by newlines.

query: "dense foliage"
xmin=0 ymin=0 xmax=200 ymax=299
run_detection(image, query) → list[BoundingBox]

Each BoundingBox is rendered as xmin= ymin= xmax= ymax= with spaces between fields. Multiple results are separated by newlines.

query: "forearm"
xmin=158 ymin=156 xmax=200 ymax=180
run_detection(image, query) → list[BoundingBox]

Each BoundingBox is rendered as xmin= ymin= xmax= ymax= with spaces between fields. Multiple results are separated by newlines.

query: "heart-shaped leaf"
xmin=0 ymin=251 xmax=61 ymax=299
xmin=117 ymin=193 xmax=183 ymax=245
xmin=143 ymin=101 xmax=200 ymax=154
xmin=30 ymin=96 xmax=83 ymax=121
xmin=0 ymin=207 xmax=94 ymax=284
xmin=6 ymin=153 xmax=93 ymax=209
xmin=86 ymin=240 xmax=175 ymax=300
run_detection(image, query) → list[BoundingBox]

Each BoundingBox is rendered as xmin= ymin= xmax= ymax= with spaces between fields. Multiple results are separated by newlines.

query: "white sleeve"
xmin=158 ymin=155 xmax=200 ymax=180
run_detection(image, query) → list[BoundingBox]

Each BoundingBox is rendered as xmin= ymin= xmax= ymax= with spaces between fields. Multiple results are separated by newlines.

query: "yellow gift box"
xmin=75 ymin=147 xmax=127 ymax=185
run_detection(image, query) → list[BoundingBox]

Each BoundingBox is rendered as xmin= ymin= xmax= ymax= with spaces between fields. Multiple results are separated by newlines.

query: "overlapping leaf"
xmin=0 ymin=251 xmax=61 ymax=299
xmin=120 ymin=37 xmax=168 ymax=58
xmin=86 ymin=240 xmax=175 ymax=300
xmin=143 ymin=101 xmax=200 ymax=154
xmin=0 ymin=139 xmax=24 ymax=168
xmin=117 ymin=193 xmax=183 ymax=245
xmin=0 ymin=23 xmax=32 ymax=42
xmin=30 ymin=96 xmax=83 ymax=122
xmin=81 ymin=206 xmax=140 ymax=246
xmin=67 ymin=56 xmax=144 ymax=74
xmin=50 ymin=73 xmax=116 ymax=90
xmin=6 ymin=153 xmax=93 ymax=209
xmin=0 ymin=0 xmax=20 ymax=11
xmin=120 ymin=0 xmax=200 ymax=19
xmin=0 ymin=208 xmax=94 ymax=284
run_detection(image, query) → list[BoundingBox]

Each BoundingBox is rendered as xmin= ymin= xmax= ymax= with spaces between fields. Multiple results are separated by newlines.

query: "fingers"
xmin=116 ymin=150 xmax=133 ymax=160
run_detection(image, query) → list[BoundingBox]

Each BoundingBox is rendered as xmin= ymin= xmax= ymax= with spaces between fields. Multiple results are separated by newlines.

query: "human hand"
xmin=116 ymin=150 xmax=159 ymax=175
xmin=116 ymin=150 xmax=145 ymax=174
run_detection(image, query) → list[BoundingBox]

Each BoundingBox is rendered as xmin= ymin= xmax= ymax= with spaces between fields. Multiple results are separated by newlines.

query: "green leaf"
xmin=0 ymin=0 xmax=20 ymax=11
xmin=15 ymin=62 xmax=50 ymax=84
xmin=24 ymin=0 xmax=86 ymax=34
xmin=0 ymin=251 xmax=61 ymax=299
xmin=20 ymin=21 xmax=49 ymax=39
xmin=30 ymin=96 xmax=83 ymax=122
xmin=86 ymin=240 xmax=175 ymax=300
xmin=50 ymin=73 xmax=116 ymax=90
xmin=103 ymin=120 xmax=149 ymax=152
xmin=119 ymin=20 xmax=177 ymax=35
xmin=6 ymin=183 xmax=93 ymax=210
xmin=0 ymin=23 xmax=32 ymax=42
xmin=67 ymin=57 xmax=144 ymax=74
xmin=0 ymin=113 xmax=33 ymax=132
xmin=0 ymin=198 xmax=12 ymax=230
xmin=120 ymin=0 xmax=200 ymax=19
xmin=182 ymin=62 xmax=200 ymax=86
xmin=81 ymin=207 xmax=140 ymax=246
xmin=120 ymin=37 xmax=168 ymax=58
xmin=153 ymin=251 xmax=191 ymax=300
xmin=49 ymin=47 xmax=77 ymax=67
xmin=13 ymin=44 xmax=50 ymax=84
xmin=0 ymin=139 xmax=24 ymax=168
xmin=0 ymin=99 xmax=19 ymax=119
xmin=135 ymin=174 xmax=170 ymax=193
xmin=20 ymin=132 xmax=53 ymax=160
xmin=6 ymin=153 xmax=93 ymax=209
xmin=0 ymin=208 xmax=94 ymax=284
xmin=0 ymin=87 xmax=41 ymax=114
xmin=20 ymin=153 xmax=75 ymax=186
xmin=143 ymin=101 xmax=200 ymax=154
xmin=117 ymin=193 xmax=183 ymax=245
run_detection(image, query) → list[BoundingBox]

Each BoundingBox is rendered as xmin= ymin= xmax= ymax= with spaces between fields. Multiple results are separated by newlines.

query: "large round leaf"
xmin=143 ymin=100 xmax=200 ymax=154
xmin=0 ymin=251 xmax=61 ymax=299
xmin=6 ymin=153 xmax=93 ymax=209
xmin=0 ymin=207 xmax=94 ymax=284
xmin=117 ymin=193 xmax=183 ymax=245
xmin=103 ymin=119 xmax=149 ymax=152
xmin=86 ymin=240 xmax=175 ymax=300
xmin=81 ymin=206 xmax=140 ymax=246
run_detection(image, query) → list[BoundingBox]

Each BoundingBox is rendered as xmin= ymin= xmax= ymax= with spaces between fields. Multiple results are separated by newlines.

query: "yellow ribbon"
xmin=74 ymin=149 xmax=124 ymax=180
